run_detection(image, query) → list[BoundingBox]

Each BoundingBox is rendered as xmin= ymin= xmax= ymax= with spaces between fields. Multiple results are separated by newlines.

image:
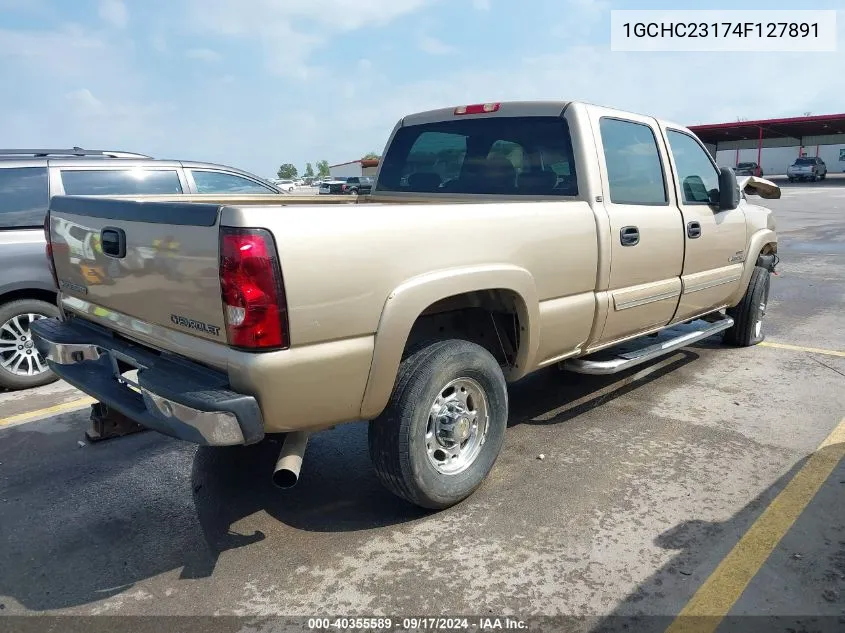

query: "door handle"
xmin=687 ymin=221 xmax=702 ymax=239
xmin=620 ymin=226 xmax=640 ymax=246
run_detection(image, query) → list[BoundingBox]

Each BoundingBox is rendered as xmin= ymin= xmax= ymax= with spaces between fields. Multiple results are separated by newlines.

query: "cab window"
xmin=666 ymin=129 xmax=720 ymax=204
xmin=598 ymin=117 xmax=667 ymax=205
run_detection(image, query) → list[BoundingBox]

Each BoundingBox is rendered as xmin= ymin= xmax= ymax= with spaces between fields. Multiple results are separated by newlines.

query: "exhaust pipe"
xmin=272 ymin=431 xmax=309 ymax=489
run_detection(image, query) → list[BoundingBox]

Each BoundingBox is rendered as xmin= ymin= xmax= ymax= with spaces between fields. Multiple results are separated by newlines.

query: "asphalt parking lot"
xmin=1 ymin=177 xmax=844 ymax=631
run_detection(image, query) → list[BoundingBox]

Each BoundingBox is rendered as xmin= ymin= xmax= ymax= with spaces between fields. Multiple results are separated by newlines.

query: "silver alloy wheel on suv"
xmin=0 ymin=299 xmax=60 ymax=390
xmin=1 ymin=313 xmax=48 ymax=376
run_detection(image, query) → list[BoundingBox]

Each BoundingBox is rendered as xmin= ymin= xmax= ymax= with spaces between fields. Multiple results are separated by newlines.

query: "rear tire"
xmin=0 ymin=298 xmax=60 ymax=390
xmin=723 ymin=266 xmax=770 ymax=347
xmin=368 ymin=339 xmax=508 ymax=510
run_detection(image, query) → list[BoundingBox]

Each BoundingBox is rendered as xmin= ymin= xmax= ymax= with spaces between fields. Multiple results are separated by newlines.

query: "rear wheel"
xmin=0 ymin=298 xmax=60 ymax=390
xmin=368 ymin=339 xmax=508 ymax=509
xmin=723 ymin=266 xmax=770 ymax=347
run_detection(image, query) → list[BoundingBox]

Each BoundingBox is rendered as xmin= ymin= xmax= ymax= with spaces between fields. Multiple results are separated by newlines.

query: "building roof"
xmin=689 ymin=113 xmax=845 ymax=145
xmin=329 ymin=158 xmax=380 ymax=168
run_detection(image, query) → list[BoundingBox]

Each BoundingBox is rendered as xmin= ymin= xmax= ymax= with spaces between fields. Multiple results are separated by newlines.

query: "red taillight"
xmin=44 ymin=213 xmax=58 ymax=287
xmin=219 ymin=227 xmax=288 ymax=350
xmin=454 ymin=102 xmax=500 ymax=115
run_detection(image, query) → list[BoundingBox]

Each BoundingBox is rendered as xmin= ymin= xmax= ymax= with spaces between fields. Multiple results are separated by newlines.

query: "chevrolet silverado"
xmin=32 ymin=101 xmax=780 ymax=510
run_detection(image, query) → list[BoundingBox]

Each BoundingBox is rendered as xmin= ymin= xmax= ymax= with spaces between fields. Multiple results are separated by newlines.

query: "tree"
xmin=316 ymin=160 xmax=330 ymax=178
xmin=303 ymin=162 xmax=315 ymax=178
xmin=362 ymin=151 xmax=380 ymax=160
xmin=277 ymin=163 xmax=298 ymax=179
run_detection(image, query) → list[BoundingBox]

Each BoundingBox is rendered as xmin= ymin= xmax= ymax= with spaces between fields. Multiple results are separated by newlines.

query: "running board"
xmin=561 ymin=316 xmax=735 ymax=376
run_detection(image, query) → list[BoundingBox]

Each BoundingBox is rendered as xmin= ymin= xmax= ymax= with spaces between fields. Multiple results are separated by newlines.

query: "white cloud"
xmin=417 ymin=34 xmax=455 ymax=55
xmin=552 ymin=0 xmax=609 ymax=40
xmin=98 ymin=0 xmax=128 ymax=29
xmin=186 ymin=47 xmax=221 ymax=62
xmin=64 ymin=88 xmax=106 ymax=115
xmin=567 ymin=0 xmax=609 ymax=17
xmin=2 ymin=3 xmax=844 ymax=183
xmin=184 ymin=0 xmax=433 ymax=76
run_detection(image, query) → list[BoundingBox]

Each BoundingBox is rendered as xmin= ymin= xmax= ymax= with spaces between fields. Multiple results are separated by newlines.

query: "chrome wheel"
xmin=426 ymin=377 xmax=490 ymax=475
xmin=0 ymin=313 xmax=49 ymax=377
xmin=754 ymin=274 xmax=770 ymax=340
xmin=754 ymin=301 xmax=765 ymax=338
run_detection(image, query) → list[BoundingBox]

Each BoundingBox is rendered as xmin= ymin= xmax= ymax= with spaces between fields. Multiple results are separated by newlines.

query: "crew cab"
xmin=32 ymin=101 xmax=779 ymax=510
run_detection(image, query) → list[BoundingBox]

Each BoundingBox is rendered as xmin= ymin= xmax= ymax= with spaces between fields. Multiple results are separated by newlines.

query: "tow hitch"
xmin=85 ymin=402 xmax=147 ymax=442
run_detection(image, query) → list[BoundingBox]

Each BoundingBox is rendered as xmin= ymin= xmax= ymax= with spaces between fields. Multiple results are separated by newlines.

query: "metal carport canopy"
xmin=688 ymin=113 xmax=845 ymax=153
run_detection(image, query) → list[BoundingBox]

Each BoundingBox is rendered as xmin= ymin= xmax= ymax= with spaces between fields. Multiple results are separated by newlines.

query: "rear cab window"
xmin=376 ymin=116 xmax=578 ymax=196
xmin=60 ymin=169 xmax=183 ymax=195
xmin=0 ymin=166 xmax=49 ymax=228
xmin=598 ymin=117 xmax=667 ymax=205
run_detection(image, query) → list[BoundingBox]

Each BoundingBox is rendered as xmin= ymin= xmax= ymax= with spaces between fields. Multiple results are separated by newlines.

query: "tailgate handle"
xmin=101 ymin=228 xmax=126 ymax=258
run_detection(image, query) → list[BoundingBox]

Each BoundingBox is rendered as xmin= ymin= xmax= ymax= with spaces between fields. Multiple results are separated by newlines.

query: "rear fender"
xmin=359 ymin=265 xmax=539 ymax=419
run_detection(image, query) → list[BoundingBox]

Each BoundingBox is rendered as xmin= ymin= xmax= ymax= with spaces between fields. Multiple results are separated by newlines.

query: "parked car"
xmin=317 ymin=177 xmax=346 ymax=194
xmin=346 ymin=176 xmax=374 ymax=195
xmin=787 ymin=156 xmax=827 ymax=182
xmin=272 ymin=179 xmax=296 ymax=192
xmin=318 ymin=176 xmax=373 ymax=195
xmin=0 ymin=147 xmax=286 ymax=390
xmin=33 ymin=101 xmax=779 ymax=510
xmin=734 ymin=162 xmax=763 ymax=177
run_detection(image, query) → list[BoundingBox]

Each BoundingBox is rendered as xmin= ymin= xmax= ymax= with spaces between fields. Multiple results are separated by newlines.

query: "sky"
xmin=0 ymin=0 xmax=843 ymax=179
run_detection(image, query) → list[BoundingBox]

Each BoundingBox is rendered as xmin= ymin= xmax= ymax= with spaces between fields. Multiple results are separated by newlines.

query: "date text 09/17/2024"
xmin=306 ymin=617 xmax=529 ymax=630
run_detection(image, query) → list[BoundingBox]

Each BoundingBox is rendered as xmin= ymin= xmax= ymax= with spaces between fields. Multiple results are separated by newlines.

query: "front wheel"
xmin=0 ymin=298 xmax=61 ymax=390
xmin=723 ymin=266 xmax=770 ymax=347
xmin=368 ymin=339 xmax=508 ymax=509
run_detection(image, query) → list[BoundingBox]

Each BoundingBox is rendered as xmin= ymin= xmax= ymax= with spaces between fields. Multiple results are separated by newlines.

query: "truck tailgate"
xmin=48 ymin=196 xmax=226 ymax=345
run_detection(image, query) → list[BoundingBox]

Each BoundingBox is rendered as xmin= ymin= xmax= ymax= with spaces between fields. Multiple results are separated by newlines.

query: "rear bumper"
xmin=30 ymin=317 xmax=264 ymax=446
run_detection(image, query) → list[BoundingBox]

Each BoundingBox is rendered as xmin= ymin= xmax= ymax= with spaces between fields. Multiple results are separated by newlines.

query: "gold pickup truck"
xmin=32 ymin=100 xmax=779 ymax=510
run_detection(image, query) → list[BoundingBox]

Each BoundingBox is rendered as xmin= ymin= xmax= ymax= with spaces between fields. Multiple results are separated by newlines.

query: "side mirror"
xmin=718 ymin=167 xmax=740 ymax=210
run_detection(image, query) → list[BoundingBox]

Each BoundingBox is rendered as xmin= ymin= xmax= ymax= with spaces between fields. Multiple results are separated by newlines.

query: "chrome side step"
xmin=561 ymin=317 xmax=735 ymax=376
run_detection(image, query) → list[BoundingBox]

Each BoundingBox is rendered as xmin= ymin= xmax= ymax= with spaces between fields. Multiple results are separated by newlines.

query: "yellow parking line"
xmin=0 ymin=397 xmax=96 ymax=427
xmin=760 ymin=341 xmax=845 ymax=358
xmin=664 ymin=416 xmax=845 ymax=633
